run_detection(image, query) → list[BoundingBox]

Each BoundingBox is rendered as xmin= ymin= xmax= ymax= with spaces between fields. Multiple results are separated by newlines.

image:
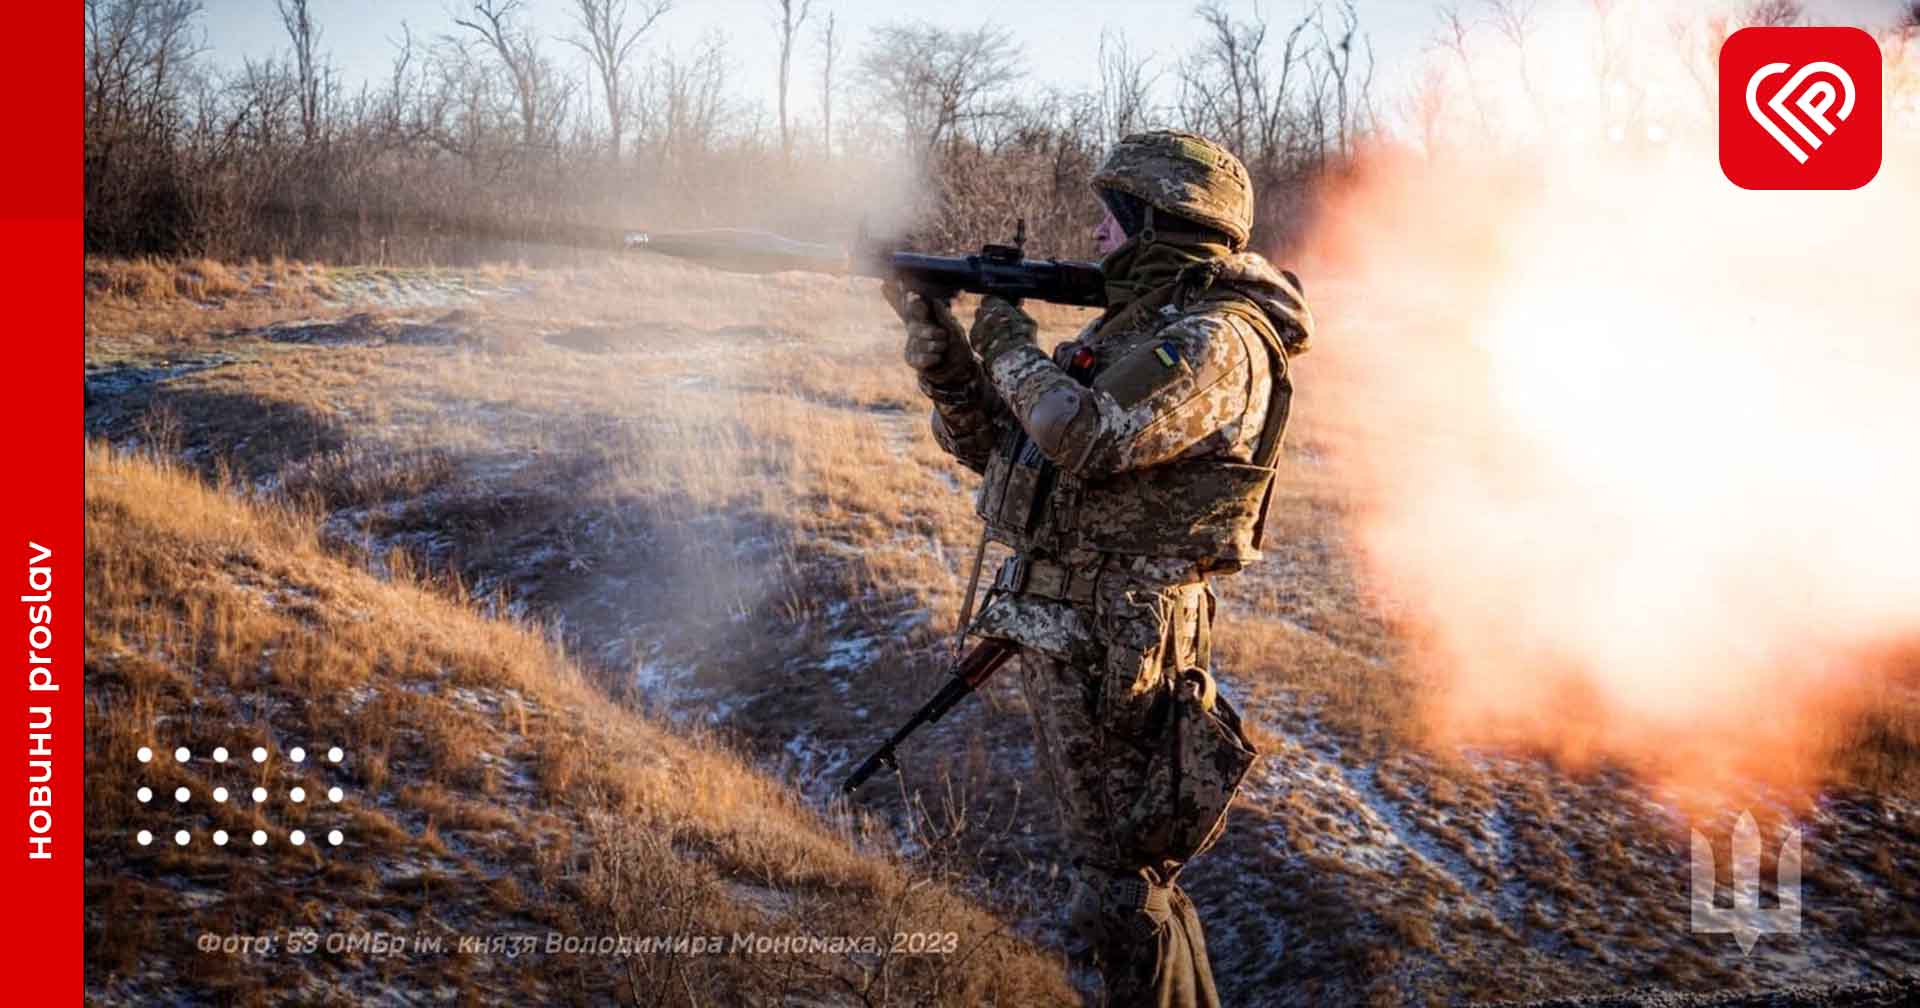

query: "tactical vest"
xmin=976 ymin=280 xmax=1294 ymax=574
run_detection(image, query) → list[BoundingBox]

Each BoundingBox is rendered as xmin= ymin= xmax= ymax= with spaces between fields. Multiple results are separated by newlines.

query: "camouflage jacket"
xmin=928 ymin=251 xmax=1313 ymax=577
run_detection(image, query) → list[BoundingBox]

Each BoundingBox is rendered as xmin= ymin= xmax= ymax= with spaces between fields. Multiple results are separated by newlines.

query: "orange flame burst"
xmin=1299 ymin=21 xmax=1919 ymax=802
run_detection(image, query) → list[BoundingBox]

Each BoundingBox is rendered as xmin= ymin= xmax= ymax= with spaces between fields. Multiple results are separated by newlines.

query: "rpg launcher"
xmin=624 ymin=220 xmax=1106 ymax=309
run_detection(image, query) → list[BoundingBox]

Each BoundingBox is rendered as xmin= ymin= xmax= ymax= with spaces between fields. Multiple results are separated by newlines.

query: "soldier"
xmin=884 ymin=130 xmax=1314 ymax=1006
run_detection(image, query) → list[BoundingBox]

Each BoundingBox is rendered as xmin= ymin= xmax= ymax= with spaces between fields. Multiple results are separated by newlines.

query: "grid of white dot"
xmin=133 ymin=743 xmax=350 ymax=849
xmin=138 ymin=744 xmax=357 ymax=764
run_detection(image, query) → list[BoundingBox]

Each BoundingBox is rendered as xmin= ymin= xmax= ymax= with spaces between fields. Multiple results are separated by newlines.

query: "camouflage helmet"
xmin=1091 ymin=130 xmax=1254 ymax=250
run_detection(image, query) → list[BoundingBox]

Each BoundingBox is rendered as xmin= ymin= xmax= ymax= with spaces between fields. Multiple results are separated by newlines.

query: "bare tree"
xmin=424 ymin=36 xmax=506 ymax=173
xmin=1178 ymin=2 xmax=1312 ymax=175
xmin=1435 ymin=4 xmax=1492 ymax=135
xmin=229 ymin=55 xmax=301 ymax=151
xmin=86 ymin=0 xmax=205 ymax=136
xmin=1097 ymin=28 xmax=1160 ymax=146
xmin=275 ymin=0 xmax=326 ymax=145
xmin=817 ymin=10 xmax=838 ymax=158
xmin=1312 ymin=0 xmax=1374 ymax=158
xmin=85 ymin=0 xmax=207 ymax=251
xmin=453 ymin=0 xmax=574 ymax=150
xmin=1743 ymin=0 xmax=1805 ymax=27
xmin=646 ymin=32 xmax=733 ymax=182
xmin=1486 ymin=0 xmax=1541 ymax=119
xmin=371 ymin=22 xmax=446 ymax=149
xmin=1172 ymin=2 xmax=1373 ymax=247
xmin=935 ymin=88 xmax=1103 ymax=250
xmin=859 ymin=21 xmax=1024 ymax=156
xmin=86 ymin=0 xmax=1389 ymax=264
xmin=772 ymin=0 xmax=814 ymax=162
xmin=566 ymin=0 xmax=671 ymax=161
xmin=1405 ymin=61 xmax=1450 ymax=156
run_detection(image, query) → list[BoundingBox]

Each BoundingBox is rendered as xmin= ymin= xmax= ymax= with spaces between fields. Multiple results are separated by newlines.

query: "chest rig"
xmin=975 ymin=269 xmax=1294 ymax=574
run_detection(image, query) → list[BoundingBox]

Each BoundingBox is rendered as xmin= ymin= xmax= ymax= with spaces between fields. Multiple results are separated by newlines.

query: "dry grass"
xmin=84 ymin=442 xmax=1075 ymax=1005
xmin=84 ymin=255 xmax=347 ymax=348
xmin=83 ymin=244 xmax=1920 ymax=781
xmin=83 ymin=253 xmax=1920 ymax=1005
xmin=81 ymin=255 xmax=527 ymax=361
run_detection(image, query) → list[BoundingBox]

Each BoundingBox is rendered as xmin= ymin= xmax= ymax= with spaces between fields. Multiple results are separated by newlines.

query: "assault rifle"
xmin=841 ymin=639 xmax=1017 ymax=794
xmin=625 ymin=221 xmax=1106 ymax=308
xmin=833 ymin=319 xmax=1102 ymax=796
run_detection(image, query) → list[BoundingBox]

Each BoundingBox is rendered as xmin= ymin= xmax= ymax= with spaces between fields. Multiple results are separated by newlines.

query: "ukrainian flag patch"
xmin=1153 ymin=342 xmax=1180 ymax=368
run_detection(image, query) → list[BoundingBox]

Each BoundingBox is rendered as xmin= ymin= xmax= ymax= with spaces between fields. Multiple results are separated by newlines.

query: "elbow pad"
xmin=1024 ymin=384 xmax=1098 ymax=473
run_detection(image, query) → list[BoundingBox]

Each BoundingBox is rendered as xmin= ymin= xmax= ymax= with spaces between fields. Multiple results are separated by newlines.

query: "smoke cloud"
xmin=1298 ymin=19 xmax=1919 ymax=801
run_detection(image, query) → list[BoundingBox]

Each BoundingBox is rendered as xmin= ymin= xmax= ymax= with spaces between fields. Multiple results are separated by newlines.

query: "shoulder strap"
xmin=1193 ymin=292 xmax=1291 ymax=469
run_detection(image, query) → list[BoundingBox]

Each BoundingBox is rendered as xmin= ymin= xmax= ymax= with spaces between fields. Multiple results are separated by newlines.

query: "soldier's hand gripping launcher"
xmin=624 ymin=221 xmax=1106 ymax=308
xmin=841 ymin=638 xmax=1017 ymax=794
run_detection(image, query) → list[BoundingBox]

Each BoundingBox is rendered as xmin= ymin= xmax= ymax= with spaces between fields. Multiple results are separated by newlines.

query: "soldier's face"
xmin=1094 ymin=206 xmax=1127 ymax=256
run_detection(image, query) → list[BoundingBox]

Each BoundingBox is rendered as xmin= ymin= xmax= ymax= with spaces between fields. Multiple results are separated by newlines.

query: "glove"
xmin=968 ymin=296 xmax=1038 ymax=366
xmin=882 ymin=279 xmax=973 ymax=388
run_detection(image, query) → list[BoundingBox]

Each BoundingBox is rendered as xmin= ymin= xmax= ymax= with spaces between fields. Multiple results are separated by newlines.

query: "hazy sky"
xmin=191 ymin=0 xmax=1433 ymax=110
xmin=192 ymin=0 xmax=1911 ymax=128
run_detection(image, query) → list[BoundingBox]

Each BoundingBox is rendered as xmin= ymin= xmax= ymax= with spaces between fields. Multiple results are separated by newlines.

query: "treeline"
xmin=84 ymin=0 xmax=1378 ymax=264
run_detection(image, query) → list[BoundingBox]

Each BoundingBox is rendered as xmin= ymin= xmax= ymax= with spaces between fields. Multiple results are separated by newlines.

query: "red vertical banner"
xmin=1 ymin=4 xmax=83 ymax=999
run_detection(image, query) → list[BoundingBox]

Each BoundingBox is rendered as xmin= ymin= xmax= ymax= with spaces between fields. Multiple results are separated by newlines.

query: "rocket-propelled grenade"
xmin=625 ymin=228 xmax=852 ymax=274
xmin=624 ymin=220 xmax=1107 ymax=309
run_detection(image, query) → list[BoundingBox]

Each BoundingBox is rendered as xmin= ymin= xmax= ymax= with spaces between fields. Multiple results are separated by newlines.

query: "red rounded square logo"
xmin=1720 ymin=26 xmax=1882 ymax=190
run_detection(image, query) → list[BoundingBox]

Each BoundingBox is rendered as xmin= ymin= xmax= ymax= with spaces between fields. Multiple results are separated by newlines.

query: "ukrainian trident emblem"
xmin=1690 ymin=811 xmax=1802 ymax=954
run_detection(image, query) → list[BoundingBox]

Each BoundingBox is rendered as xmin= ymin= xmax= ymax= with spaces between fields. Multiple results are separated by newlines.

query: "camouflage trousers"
xmin=1001 ymin=558 xmax=1257 ymax=1008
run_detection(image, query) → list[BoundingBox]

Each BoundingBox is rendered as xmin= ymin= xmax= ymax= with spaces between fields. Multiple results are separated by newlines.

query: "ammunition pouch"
xmin=976 ymin=426 xmax=1055 ymax=541
xmin=1092 ymin=576 xmax=1257 ymax=870
xmin=1060 ymin=461 xmax=1276 ymax=574
xmin=1122 ymin=667 xmax=1258 ymax=867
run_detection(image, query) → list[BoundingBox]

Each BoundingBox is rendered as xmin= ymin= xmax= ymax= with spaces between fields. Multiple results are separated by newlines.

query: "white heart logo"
xmin=1745 ymin=60 xmax=1857 ymax=164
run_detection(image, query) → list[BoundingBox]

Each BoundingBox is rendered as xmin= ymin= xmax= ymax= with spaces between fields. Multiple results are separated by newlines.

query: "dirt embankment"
xmin=83 ymin=443 xmax=1073 ymax=1005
